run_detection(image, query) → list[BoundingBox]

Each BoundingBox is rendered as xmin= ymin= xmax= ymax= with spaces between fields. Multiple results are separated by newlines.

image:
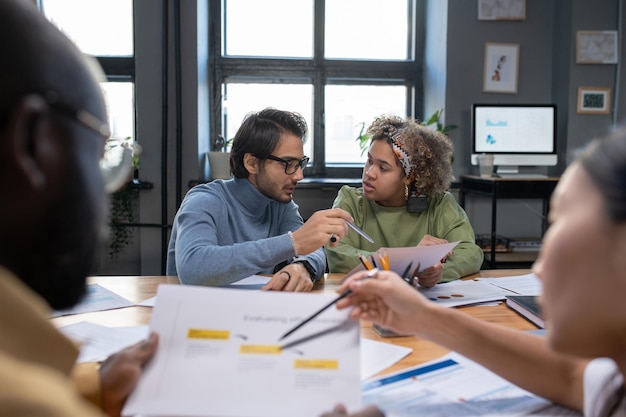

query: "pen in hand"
xmin=330 ymin=221 xmax=374 ymax=244
xmin=345 ymin=221 xmax=375 ymax=243
xmin=278 ymin=268 xmax=380 ymax=341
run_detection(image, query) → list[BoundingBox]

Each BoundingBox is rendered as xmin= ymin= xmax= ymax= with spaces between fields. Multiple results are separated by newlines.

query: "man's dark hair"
xmin=230 ymin=108 xmax=308 ymax=178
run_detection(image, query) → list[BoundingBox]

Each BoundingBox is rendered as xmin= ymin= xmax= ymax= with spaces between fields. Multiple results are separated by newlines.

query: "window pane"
xmin=224 ymin=0 xmax=313 ymax=58
xmin=325 ymin=85 xmax=406 ymax=164
xmin=222 ymin=83 xmax=314 ymax=160
xmin=41 ymin=0 xmax=133 ymax=56
xmin=102 ymin=82 xmax=135 ymax=141
xmin=325 ymin=0 xmax=410 ymax=60
xmin=101 ymin=82 xmax=135 ymax=169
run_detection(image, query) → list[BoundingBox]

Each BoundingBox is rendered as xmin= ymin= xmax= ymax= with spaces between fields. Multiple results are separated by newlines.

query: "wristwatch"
xmin=292 ymin=259 xmax=317 ymax=283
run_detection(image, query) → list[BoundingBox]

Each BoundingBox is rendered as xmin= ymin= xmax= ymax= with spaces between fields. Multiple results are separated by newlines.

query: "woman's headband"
xmin=382 ymin=124 xmax=416 ymax=182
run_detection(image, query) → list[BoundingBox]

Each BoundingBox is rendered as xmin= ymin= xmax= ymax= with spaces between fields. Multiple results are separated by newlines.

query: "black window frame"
xmin=209 ymin=0 xmax=425 ymax=178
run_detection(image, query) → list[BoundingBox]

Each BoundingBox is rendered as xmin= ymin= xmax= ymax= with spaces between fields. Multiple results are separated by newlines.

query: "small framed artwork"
xmin=483 ymin=43 xmax=519 ymax=94
xmin=478 ymin=0 xmax=526 ymax=20
xmin=576 ymin=31 xmax=618 ymax=64
xmin=577 ymin=87 xmax=611 ymax=114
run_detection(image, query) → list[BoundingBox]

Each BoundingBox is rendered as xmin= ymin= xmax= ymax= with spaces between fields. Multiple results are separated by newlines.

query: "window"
xmin=38 ymin=0 xmax=135 ymax=168
xmin=211 ymin=0 xmax=423 ymax=177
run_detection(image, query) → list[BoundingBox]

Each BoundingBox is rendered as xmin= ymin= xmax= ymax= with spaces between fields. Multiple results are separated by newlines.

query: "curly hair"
xmin=367 ymin=114 xmax=454 ymax=196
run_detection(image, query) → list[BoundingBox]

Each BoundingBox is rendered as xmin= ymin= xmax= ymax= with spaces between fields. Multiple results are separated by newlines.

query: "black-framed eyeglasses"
xmin=44 ymin=91 xmax=137 ymax=193
xmin=45 ymin=91 xmax=111 ymax=139
xmin=263 ymin=155 xmax=310 ymax=175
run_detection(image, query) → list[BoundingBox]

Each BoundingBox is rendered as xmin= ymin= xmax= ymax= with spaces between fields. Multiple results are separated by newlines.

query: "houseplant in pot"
xmin=207 ymin=135 xmax=233 ymax=180
xmin=355 ymin=109 xmax=458 ymax=159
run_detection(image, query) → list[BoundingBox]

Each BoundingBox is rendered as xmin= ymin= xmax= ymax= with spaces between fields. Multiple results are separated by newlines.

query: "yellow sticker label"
xmin=240 ymin=345 xmax=282 ymax=354
xmin=187 ymin=329 xmax=230 ymax=340
xmin=294 ymin=360 xmax=339 ymax=369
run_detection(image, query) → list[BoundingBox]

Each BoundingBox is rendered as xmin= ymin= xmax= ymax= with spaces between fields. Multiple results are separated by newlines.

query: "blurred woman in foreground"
xmin=324 ymin=128 xmax=626 ymax=417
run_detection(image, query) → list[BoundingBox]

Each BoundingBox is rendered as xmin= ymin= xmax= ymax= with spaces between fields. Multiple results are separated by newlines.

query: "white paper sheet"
xmin=59 ymin=321 xmax=149 ymax=363
xmin=476 ymin=273 xmax=543 ymax=295
xmin=362 ymin=351 xmax=555 ymax=416
xmin=347 ymin=241 xmax=460 ymax=277
xmin=123 ymin=285 xmax=362 ymax=417
xmin=137 ymin=296 xmax=157 ymax=307
xmin=419 ymin=279 xmax=512 ymax=308
xmin=225 ymin=274 xmax=271 ymax=290
xmin=360 ymin=339 xmax=412 ymax=381
xmin=59 ymin=320 xmax=409 ymax=381
xmin=137 ymin=275 xmax=273 ymax=307
xmin=50 ymin=283 xmax=135 ymax=317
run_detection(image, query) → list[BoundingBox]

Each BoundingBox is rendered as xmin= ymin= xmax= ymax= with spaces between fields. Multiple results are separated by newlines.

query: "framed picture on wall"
xmin=577 ymin=86 xmax=611 ymax=114
xmin=483 ymin=43 xmax=519 ymax=94
xmin=478 ymin=0 xmax=526 ymax=20
xmin=576 ymin=31 xmax=618 ymax=64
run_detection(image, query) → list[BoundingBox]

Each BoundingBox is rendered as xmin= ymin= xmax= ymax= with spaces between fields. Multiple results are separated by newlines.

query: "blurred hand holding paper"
xmin=348 ymin=241 xmax=460 ymax=277
xmin=123 ymin=285 xmax=361 ymax=417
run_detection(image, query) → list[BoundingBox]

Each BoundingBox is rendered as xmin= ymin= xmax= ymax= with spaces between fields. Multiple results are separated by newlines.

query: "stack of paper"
xmin=124 ymin=285 xmax=362 ymax=417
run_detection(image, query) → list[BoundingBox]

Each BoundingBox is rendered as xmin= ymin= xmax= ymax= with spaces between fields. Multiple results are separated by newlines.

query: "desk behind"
xmin=459 ymin=175 xmax=559 ymax=268
xmin=50 ymin=270 xmax=538 ymax=376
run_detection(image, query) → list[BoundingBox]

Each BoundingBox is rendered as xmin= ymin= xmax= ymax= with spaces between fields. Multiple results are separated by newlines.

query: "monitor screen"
xmin=471 ymin=104 xmax=557 ymax=175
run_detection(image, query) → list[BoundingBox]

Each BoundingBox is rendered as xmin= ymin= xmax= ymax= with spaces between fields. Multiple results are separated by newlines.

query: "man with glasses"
xmin=0 ymin=0 xmax=157 ymax=416
xmin=167 ymin=108 xmax=353 ymax=291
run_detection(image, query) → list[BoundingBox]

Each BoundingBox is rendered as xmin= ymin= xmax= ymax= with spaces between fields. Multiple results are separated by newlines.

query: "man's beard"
xmin=22 ymin=180 xmax=104 ymax=310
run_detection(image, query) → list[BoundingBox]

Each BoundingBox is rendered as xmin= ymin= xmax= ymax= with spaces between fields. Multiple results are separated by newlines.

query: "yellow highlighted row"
xmin=240 ymin=345 xmax=282 ymax=354
xmin=187 ymin=328 xmax=230 ymax=339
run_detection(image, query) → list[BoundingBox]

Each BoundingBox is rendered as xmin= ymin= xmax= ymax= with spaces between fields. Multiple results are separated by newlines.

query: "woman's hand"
xmin=336 ymin=269 xmax=437 ymax=336
xmin=415 ymin=263 xmax=443 ymax=288
xmin=319 ymin=404 xmax=384 ymax=417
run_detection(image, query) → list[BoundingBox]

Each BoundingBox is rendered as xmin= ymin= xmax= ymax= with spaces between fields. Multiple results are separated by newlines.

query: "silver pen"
xmin=345 ymin=220 xmax=375 ymax=243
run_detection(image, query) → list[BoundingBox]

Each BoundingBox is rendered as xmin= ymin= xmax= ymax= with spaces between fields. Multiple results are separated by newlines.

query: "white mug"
xmin=478 ymin=153 xmax=494 ymax=178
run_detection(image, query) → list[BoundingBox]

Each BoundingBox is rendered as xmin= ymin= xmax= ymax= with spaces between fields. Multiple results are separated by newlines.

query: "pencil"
xmin=380 ymin=249 xmax=390 ymax=271
xmin=278 ymin=268 xmax=380 ymax=341
xmin=358 ymin=253 xmax=374 ymax=271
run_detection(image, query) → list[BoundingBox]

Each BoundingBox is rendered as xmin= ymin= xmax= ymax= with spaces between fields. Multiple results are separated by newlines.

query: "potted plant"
xmin=355 ymin=109 xmax=458 ymax=158
xmin=207 ymin=135 xmax=234 ymax=180
xmin=106 ymin=138 xmax=142 ymax=258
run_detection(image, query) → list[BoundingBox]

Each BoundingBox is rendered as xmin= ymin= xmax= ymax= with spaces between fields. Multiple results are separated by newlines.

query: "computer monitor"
xmin=471 ymin=104 xmax=557 ymax=176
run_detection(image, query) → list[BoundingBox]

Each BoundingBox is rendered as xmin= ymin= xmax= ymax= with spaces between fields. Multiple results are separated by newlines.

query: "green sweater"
xmin=326 ymin=186 xmax=484 ymax=282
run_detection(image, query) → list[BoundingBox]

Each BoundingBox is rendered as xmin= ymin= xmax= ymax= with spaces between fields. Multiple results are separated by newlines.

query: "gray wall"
xmin=443 ymin=0 xmax=625 ymax=178
xmin=93 ymin=0 xmax=626 ymax=275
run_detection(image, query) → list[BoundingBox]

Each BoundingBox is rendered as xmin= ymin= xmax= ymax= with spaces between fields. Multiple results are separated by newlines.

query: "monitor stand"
xmin=496 ymin=166 xmax=520 ymax=177
xmin=496 ymin=166 xmax=548 ymax=179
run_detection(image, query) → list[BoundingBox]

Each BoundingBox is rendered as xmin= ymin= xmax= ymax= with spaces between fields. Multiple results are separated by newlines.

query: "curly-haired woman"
xmin=326 ymin=114 xmax=483 ymax=286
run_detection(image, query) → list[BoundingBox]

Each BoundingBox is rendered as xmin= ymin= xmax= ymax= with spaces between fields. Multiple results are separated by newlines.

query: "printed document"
xmin=123 ymin=285 xmax=361 ymax=417
xmin=418 ymin=279 xmax=511 ymax=307
xmin=50 ymin=283 xmax=134 ymax=317
xmin=476 ymin=272 xmax=542 ymax=295
xmin=362 ymin=351 xmax=562 ymax=416
xmin=348 ymin=241 xmax=460 ymax=276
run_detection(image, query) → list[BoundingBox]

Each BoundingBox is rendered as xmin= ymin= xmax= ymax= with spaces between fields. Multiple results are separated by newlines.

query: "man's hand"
xmin=291 ymin=208 xmax=353 ymax=254
xmin=100 ymin=332 xmax=159 ymax=417
xmin=262 ymin=263 xmax=314 ymax=292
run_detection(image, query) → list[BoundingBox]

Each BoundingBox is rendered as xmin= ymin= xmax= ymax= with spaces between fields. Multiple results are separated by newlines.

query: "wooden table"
xmin=50 ymin=270 xmax=537 ymax=377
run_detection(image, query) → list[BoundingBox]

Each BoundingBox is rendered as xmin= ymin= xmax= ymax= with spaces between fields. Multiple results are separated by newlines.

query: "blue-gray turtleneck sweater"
xmin=166 ymin=177 xmax=325 ymax=286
